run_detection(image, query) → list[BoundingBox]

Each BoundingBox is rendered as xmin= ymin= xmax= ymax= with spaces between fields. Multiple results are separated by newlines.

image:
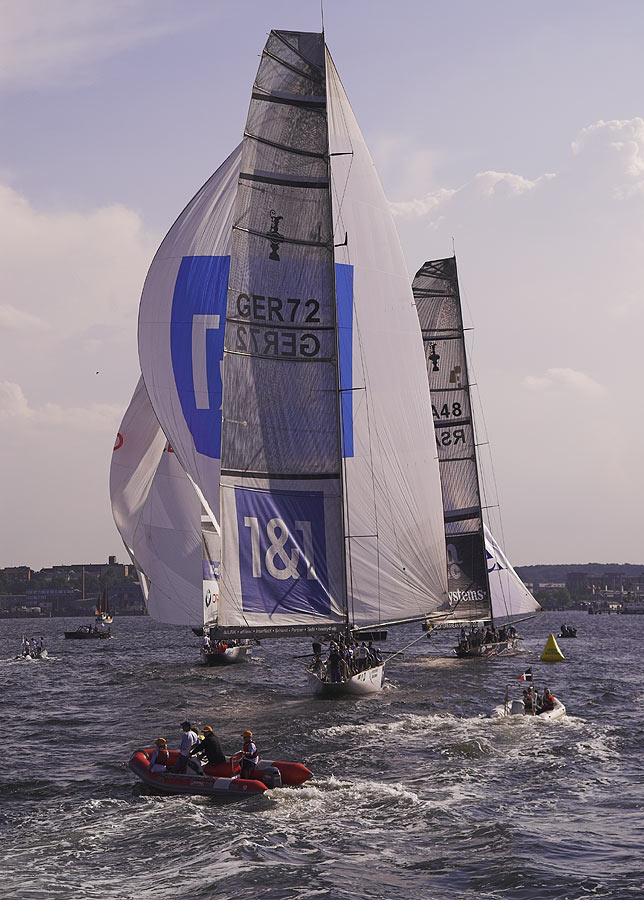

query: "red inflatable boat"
xmin=129 ymin=748 xmax=311 ymax=798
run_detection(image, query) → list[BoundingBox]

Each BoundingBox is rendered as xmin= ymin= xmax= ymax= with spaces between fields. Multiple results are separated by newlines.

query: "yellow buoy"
xmin=541 ymin=633 xmax=565 ymax=662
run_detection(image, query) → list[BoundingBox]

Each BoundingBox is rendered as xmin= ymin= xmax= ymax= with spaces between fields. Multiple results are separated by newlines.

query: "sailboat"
xmin=115 ymin=30 xmax=449 ymax=694
xmin=95 ymin=588 xmax=113 ymax=625
xmin=412 ymin=257 xmax=541 ymax=657
xmin=110 ymin=378 xmax=252 ymax=663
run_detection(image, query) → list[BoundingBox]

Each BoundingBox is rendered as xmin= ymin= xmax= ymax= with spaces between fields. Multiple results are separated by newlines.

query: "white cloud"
xmin=0 ymin=182 xmax=156 ymax=382
xmin=571 ymin=118 xmax=644 ymax=198
xmin=0 ymin=381 xmax=33 ymax=418
xmin=0 ymin=303 xmax=49 ymax=331
xmin=522 ymin=368 xmax=607 ymax=398
xmin=0 ymin=380 xmax=121 ymax=430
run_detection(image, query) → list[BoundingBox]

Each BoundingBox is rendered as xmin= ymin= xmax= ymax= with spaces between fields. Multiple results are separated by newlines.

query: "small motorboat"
xmin=491 ymin=681 xmax=566 ymax=721
xmin=557 ymin=625 xmax=577 ymax=638
xmin=17 ymin=649 xmax=48 ymax=661
xmin=129 ymin=748 xmax=311 ymax=798
xmin=17 ymin=637 xmax=47 ymax=660
xmin=64 ymin=625 xmax=111 ymax=640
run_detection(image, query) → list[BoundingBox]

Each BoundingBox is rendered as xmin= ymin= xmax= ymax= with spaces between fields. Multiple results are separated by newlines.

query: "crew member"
xmin=238 ymin=730 xmax=259 ymax=780
xmin=190 ymin=725 xmax=226 ymax=768
xmin=171 ymin=720 xmax=200 ymax=772
xmin=539 ymin=689 xmax=556 ymax=713
xmin=149 ymin=737 xmax=169 ymax=773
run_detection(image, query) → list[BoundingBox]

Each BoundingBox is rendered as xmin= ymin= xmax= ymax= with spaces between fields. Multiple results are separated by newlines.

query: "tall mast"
xmin=451 ymin=255 xmax=493 ymax=625
xmin=325 ymin=39 xmax=351 ymax=636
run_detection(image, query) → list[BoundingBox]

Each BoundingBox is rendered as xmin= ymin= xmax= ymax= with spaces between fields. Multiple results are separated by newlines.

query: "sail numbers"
xmin=236 ymin=293 xmax=321 ymax=323
xmin=232 ymin=292 xmax=325 ymax=358
xmin=433 ymin=402 xmax=462 ymax=419
xmin=234 ymin=326 xmax=320 ymax=358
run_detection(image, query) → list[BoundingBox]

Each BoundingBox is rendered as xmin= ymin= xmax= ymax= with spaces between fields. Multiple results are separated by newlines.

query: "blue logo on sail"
xmin=170 ymin=255 xmax=229 ymax=459
xmin=235 ymin=487 xmax=330 ymax=616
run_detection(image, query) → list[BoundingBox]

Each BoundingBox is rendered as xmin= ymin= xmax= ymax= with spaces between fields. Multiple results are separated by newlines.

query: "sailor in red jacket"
xmin=539 ymin=689 xmax=556 ymax=713
xmin=238 ymin=730 xmax=259 ymax=779
xmin=149 ymin=737 xmax=169 ymax=772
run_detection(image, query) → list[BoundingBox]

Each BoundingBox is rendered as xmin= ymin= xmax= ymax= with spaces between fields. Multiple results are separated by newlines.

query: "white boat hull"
xmin=200 ymin=644 xmax=251 ymax=666
xmin=491 ymin=697 xmax=566 ymax=720
xmin=308 ymin=664 xmax=385 ymax=697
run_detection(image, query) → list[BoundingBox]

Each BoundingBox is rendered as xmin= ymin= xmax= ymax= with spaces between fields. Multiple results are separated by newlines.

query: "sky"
xmin=1 ymin=0 xmax=643 ymax=569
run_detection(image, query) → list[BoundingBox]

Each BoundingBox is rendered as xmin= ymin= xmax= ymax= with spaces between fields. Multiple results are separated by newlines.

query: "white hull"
xmin=491 ymin=697 xmax=566 ymax=720
xmin=200 ymin=644 xmax=251 ymax=666
xmin=308 ymin=664 xmax=385 ymax=697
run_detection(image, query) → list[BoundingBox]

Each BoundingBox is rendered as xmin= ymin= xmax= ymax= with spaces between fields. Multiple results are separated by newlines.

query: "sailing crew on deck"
xmin=171 ymin=721 xmax=200 ymax=773
xmin=237 ymin=730 xmax=259 ymax=779
xmin=328 ymin=643 xmax=342 ymax=682
xmin=201 ymin=632 xmax=211 ymax=651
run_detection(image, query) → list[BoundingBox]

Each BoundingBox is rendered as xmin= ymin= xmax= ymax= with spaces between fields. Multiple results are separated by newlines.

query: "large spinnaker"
xmin=217 ymin=31 xmax=346 ymax=634
xmin=326 ymin=51 xmax=448 ymax=626
xmin=412 ymin=257 xmax=490 ymax=622
xmin=137 ymin=144 xmax=242 ymax=525
xmin=110 ymin=378 xmax=205 ymax=627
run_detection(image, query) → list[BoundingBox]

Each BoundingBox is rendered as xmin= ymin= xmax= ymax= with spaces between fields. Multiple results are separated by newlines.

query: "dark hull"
xmin=454 ymin=639 xmax=518 ymax=659
xmin=64 ymin=631 xmax=111 ymax=640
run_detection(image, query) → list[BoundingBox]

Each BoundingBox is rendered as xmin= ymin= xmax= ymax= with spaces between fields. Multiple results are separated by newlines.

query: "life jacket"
xmin=152 ymin=748 xmax=169 ymax=766
xmin=243 ymin=740 xmax=258 ymax=763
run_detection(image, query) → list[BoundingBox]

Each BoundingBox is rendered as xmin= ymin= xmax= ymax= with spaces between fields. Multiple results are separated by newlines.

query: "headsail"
xmin=110 ymin=378 xmax=205 ymax=626
xmin=486 ymin=525 xmax=541 ymax=620
xmin=326 ymin=51 xmax=448 ymax=626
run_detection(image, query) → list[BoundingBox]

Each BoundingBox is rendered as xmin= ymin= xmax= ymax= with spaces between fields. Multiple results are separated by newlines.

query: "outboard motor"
xmin=510 ymin=699 xmax=525 ymax=716
xmin=259 ymin=766 xmax=282 ymax=789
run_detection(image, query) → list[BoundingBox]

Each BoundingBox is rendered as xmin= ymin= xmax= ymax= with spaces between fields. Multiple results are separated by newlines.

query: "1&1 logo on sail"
xmin=170 ymin=255 xmax=230 ymax=458
xmin=235 ymin=487 xmax=331 ymax=616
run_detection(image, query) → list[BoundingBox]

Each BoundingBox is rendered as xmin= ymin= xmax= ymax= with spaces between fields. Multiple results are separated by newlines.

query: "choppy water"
xmin=1 ymin=610 xmax=642 ymax=899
